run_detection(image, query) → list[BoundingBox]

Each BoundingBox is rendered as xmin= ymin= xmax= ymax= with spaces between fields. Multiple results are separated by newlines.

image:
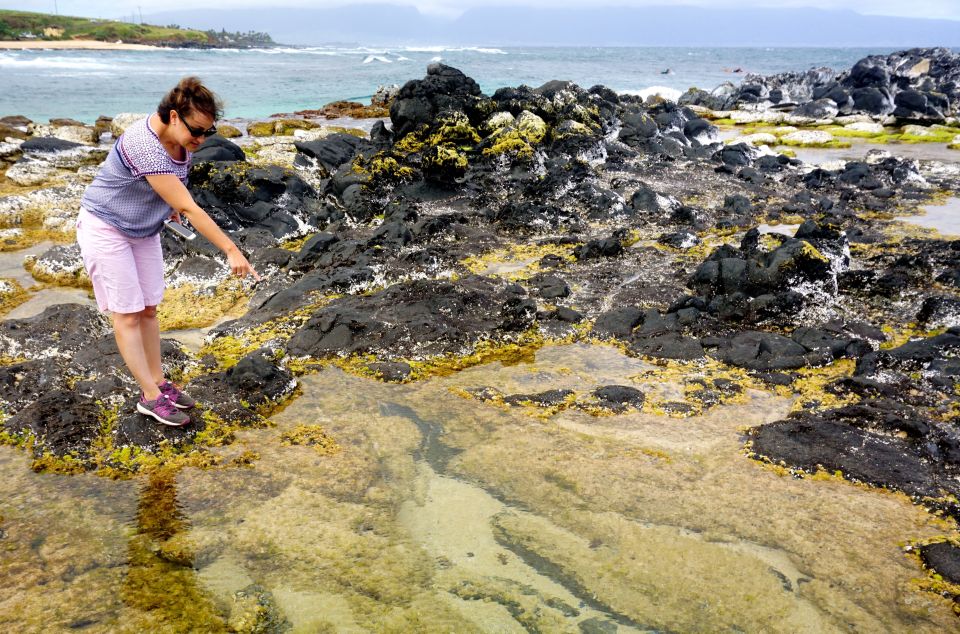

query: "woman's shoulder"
xmin=117 ymin=116 xmax=180 ymax=176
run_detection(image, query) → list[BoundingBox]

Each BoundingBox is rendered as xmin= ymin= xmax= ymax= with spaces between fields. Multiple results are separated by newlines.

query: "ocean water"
xmin=0 ymin=45 xmax=909 ymax=123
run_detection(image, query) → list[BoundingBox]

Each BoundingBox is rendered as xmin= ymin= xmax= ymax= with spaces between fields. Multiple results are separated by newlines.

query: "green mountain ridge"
xmin=0 ymin=9 xmax=273 ymax=48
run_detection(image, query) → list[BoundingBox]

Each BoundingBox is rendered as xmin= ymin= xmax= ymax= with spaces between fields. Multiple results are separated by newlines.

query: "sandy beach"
xmin=0 ymin=39 xmax=159 ymax=50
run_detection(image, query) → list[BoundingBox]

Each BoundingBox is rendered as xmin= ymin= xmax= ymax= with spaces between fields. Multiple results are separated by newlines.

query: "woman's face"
xmin=171 ymin=109 xmax=216 ymax=152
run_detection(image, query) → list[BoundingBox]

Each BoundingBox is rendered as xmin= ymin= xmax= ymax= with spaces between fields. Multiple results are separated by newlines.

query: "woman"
xmin=77 ymin=77 xmax=260 ymax=427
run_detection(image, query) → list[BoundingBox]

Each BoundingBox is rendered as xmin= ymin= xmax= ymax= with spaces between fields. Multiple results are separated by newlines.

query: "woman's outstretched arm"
xmin=146 ymin=173 xmax=261 ymax=280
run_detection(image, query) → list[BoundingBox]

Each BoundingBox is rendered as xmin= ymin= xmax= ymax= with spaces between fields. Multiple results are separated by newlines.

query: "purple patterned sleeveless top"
xmin=80 ymin=116 xmax=192 ymax=238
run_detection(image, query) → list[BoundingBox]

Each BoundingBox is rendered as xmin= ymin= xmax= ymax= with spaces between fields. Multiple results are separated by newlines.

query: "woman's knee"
xmin=112 ymin=311 xmax=141 ymax=329
xmin=141 ymin=305 xmax=158 ymax=319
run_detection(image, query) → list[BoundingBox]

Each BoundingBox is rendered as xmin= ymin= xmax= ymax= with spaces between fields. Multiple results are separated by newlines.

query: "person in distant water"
xmin=77 ymin=77 xmax=260 ymax=427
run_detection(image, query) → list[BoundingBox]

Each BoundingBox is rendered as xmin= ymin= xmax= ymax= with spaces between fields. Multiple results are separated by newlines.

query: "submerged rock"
xmin=919 ymin=542 xmax=960 ymax=585
xmin=750 ymin=398 xmax=960 ymax=506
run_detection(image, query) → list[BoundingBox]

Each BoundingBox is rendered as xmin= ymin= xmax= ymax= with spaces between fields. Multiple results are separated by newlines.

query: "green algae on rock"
xmin=279 ymin=424 xmax=340 ymax=455
xmin=247 ymin=118 xmax=320 ymax=137
xmin=0 ymin=278 xmax=29 ymax=317
xmin=157 ymin=280 xmax=251 ymax=332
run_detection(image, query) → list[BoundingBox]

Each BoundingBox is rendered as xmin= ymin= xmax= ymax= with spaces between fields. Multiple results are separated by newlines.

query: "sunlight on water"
xmin=0 ymin=343 xmax=956 ymax=631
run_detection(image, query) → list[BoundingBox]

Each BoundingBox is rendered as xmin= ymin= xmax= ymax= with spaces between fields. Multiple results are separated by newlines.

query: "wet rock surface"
xmin=1 ymin=52 xmax=959 ymax=545
xmin=286 ymin=276 xmax=536 ymax=360
xmin=919 ymin=542 xmax=960 ymax=585
xmin=681 ymin=47 xmax=960 ymax=123
xmin=4 ymin=51 xmax=960 ymax=630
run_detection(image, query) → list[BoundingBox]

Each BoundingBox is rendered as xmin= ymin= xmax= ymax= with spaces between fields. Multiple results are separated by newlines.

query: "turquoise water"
xmin=0 ymin=45 xmax=905 ymax=122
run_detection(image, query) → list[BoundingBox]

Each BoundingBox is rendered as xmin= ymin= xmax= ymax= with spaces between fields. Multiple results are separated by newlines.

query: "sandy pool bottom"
xmin=0 ymin=343 xmax=956 ymax=632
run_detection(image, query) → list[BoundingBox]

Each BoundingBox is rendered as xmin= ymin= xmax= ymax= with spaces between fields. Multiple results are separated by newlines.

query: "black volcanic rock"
xmin=295 ymin=133 xmax=370 ymax=172
xmin=286 ymin=276 xmax=535 ymax=360
xmin=390 ymin=63 xmax=484 ymax=137
xmin=193 ymin=135 xmax=245 ymax=162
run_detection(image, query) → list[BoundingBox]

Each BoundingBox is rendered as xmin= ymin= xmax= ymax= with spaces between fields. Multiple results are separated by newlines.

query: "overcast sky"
xmin=6 ymin=0 xmax=960 ymax=21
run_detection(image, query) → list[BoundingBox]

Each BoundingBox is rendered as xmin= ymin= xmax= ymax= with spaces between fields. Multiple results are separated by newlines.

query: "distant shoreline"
xmin=0 ymin=40 xmax=160 ymax=50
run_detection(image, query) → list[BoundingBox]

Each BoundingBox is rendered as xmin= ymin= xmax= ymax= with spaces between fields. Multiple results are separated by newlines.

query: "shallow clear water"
xmin=896 ymin=197 xmax=960 ymax=236
xmin=790 ymin=140 xmax=960 ymax=166
xmin=0 ymin=46 xmax=903 ymax=122
xmin=1 ymin=343 xmax=955 ymax=631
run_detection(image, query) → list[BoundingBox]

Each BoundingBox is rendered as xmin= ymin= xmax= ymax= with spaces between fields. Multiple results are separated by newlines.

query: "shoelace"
xmin=160 ymin=381 xmax=181 ymax=397
xmin=153 ymin=394 xmax=179 ymax=417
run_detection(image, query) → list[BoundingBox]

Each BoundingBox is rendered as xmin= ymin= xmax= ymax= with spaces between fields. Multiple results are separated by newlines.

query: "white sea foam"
xmin=0 ymin=54 xmax=113 ymax=71
xmin=401 ymin=46 xmax=507 ymax=55
xmin=363 ymin=55 xmax=392 ymax=64
xmin=619 ymin=86 xmax=683 ymax=102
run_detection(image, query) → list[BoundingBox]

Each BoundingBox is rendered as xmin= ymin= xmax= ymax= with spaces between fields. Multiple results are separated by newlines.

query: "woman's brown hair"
xmin=156 ymin=76 xmax=223 ymax=124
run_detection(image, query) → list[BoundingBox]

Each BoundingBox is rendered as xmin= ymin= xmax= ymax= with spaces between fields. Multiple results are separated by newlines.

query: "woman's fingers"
xmin=225 ymin=248 xmax=261 ymax=281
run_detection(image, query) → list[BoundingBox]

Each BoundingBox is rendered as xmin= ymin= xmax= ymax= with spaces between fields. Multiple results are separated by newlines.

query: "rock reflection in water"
xmin=896 ymin=196 xmax=960 ymax=236
xmin=0 ymin=344 xmax=957 ymax=631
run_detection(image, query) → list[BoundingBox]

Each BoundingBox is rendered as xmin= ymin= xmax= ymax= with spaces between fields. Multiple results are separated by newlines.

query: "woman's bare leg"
xmin=113 ymin=310 xmax=162 ymax=400
xmin=138 ymin=305 xmax=165 ymax=386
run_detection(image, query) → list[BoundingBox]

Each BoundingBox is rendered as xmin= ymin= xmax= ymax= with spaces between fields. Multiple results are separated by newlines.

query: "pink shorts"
xmin=76 ymin=208 xmax=165 ymax=314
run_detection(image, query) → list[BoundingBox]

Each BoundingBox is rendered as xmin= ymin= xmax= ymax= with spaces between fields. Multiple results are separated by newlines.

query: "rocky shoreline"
xmin=2 ymin=47 xmax=960 ymax=607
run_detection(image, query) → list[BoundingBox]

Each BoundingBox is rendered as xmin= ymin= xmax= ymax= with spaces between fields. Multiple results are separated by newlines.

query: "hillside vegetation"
xmin=0 ymin=10 xmax=273 ymax=47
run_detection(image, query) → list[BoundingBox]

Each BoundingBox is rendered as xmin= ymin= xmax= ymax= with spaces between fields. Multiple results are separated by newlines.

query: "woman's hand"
xmin=227 ymin=248 xmax=262 ymax=281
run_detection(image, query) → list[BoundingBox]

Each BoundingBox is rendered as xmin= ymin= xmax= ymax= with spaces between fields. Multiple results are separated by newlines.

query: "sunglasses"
xmin=176 ymin=111 xmax=217 ymax=138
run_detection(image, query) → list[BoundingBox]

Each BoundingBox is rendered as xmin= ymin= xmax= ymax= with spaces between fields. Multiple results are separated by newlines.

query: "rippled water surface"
xmin=1 ymin=344 xmax=955 ymax=631
xmin=0 ymin=46 xmax=903 ymax=122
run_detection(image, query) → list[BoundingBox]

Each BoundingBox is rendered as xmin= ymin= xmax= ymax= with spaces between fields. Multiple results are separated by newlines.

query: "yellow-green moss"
xmin=194 ymin=293 xmax=335 ymax=373
xmin=824 ymin=126 xmax=890 ymax=139
xmin=904 ymin=539 xmax=960 ymax=616
xmin=0 ymin=278 xmax=29 ymax=317
xmin=247 ymin=118 xmax=319 ymax=137
xmin=216 ymin=124 xmax=243 ymax=138
xmin=279 ymin=232 xmax=315 ymax=252
xmin=482 ymin=112 xmax=548 ymax=159
xmin=740 ymin=125 xmax=795 ymax=137
xmin=0 ymin=205 xmax=77 ymax=252
xmin=279 ymin=424 xmax=341 ymax=455
xmin=157 ymin=281 xmax=250 ymax=331
xmin=422 ymin=144 xmax=468 ymax=175
xmin=898 ymin=126 xmax=960 ymax=144
xmin=628 ymin=357 xmax=757 ymax=419
xmin=796 ymin=240 xmax=831 ymax=263
xmin=121 ymin=468 xmax=231 ymax=631
xmin=353 ymin=153 xmax=415 ymax=183
xmin=23 ymin=255 xmax=90 ymax=288
xmin=325 ymin=125 xmax=369 ymax=138
xmin=425 ymin=112 xmax=481 ymax=149
xmin=482 ymin=132 xmax=536 ymax=158
xmin=461 ymin=243 xmax=577 ymax=280
xmin=775 ymin=358 xmax=858 ymax=413
xmin=516 ymin=111 xmax=548 ymax=144
xmin=394 ymin=128 xmax=428 ymax=155
xmin=320 ymin=329 xmax=550 ymax=384
xmin=779 ymin=138 xmax=852 ymax=149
